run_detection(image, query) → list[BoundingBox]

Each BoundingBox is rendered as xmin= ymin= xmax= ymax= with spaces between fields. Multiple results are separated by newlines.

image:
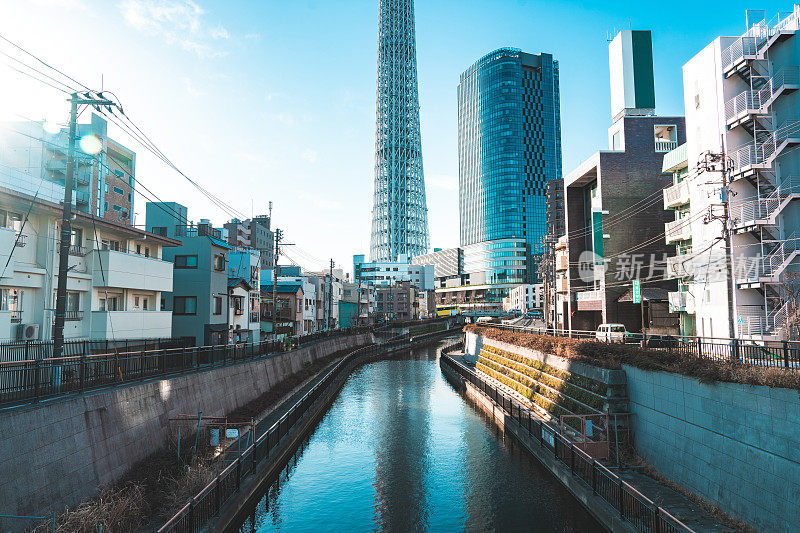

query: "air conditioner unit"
xmin=17 ymin=323 xmax=39 ymax=341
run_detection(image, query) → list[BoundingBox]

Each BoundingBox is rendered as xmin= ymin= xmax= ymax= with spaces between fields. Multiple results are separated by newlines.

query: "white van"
xmin=596 ymin=323 xmax=627 ymax=343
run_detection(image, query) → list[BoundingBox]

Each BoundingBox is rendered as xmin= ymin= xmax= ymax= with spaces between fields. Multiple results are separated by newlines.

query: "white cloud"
xmin=427 ymin=174 xmax=457 ymax=191
xmin=118 ymin=0 xmax=229 ymax=59
xmin=302 ymin=149 xmax=318 ymax=164
xmin=181 ymin=77 xmax=203 ymax=96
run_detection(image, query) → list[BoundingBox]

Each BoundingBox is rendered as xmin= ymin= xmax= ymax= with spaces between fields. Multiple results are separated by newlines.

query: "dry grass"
xmin=32 ymin=484 xmax=147 ymax=533
xmin=465 ymin=325 xmax=800 ymax=390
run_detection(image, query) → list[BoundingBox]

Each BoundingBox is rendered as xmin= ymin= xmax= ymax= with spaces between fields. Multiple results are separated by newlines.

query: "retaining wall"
xmin=0 ymin=333 xmax=372 ymax=521
xmin=625 ymin=364 xmax=800 ymax=533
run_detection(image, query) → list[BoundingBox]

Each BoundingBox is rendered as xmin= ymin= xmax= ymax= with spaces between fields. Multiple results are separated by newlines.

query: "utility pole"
xmin=272 ymin=228 xmax=282 ymax=341
xmin=700 ymin=149 xmax=737 ymax=340
xmin=327 ymin=259 xmax=335 ymax=330
xmin=53 ymin=93 xmax=115 ymax=359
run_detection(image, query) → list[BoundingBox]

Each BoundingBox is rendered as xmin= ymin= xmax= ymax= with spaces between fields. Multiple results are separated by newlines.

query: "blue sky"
xmin=0 ymin=0 xmax=791 ymax=274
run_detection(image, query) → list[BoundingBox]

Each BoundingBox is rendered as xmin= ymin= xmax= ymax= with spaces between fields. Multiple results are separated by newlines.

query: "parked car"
xmin=596 ymin=323 xmax=627 ymax=343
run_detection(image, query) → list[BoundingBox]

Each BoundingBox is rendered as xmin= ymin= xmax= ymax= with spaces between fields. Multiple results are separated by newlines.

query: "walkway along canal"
xmin=230 ymin=342 xmax=603 ymax=532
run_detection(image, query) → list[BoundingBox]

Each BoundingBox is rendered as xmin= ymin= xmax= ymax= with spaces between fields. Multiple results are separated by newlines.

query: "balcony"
xmin=663 ymin=180 xmax=690 ymax=209
xmin=668 ymin=291 xmax=695 ymax=314
xmin=90 ymin=310 xmax=172 ymax=340
xmin=725 ymin=67 xmax=800 ymax=128
xmin=555 ymin=254 xmax=568 ymax=272
xmin=249 ymin=310 xmax=260 ymax=323
xmin=665 ymin=218 xmax=692 ymax=244
xmin=666 ymin=253 xmax=693 ymax=279
xmin=721 ymin=36 xmax=759 ymax=75
xmin=91 ymin=250 xmax=173 ymax=292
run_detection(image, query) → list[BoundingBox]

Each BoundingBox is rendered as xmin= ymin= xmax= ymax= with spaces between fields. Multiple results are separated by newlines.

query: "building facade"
xmin=503 ymin=283 xmax=544 ymax=313
xmin=223 ymin=215 xmax=275 ymax=271
xmin=370 ymin=0 xmax=429 ymax=261
xmin=458 ymin=48 xmax=562 ymax=283
xmin=353 ymin=253 xmax=434 ymax=291
xmin=0 ymin=114 xmax=135 ymax=226
xmin=146 ymin=203 xmax=231 ymax=345
xmin=0 ymin=188 xmax=176 ymax=345
xmin=564 ymin=30 xmax=683 ymax=334
xmin=678 ymin=8 xmax=800 ymax=340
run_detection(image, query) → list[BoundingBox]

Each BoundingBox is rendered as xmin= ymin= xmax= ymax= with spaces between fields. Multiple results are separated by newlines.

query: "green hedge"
xmin=482 ymin=344 xmax=606 ymax=395
xmin=477 ymin=357 xmax=596 ymax=416
xmin=480 ymin=350 xmax=606 ymax=411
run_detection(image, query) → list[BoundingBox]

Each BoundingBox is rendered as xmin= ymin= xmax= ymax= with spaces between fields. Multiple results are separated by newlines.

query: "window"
xmin=113 ymin=187 xmax=124 ymax=195
xmin=174 ymin=255 xmax=198 ymax=268
xmin=173 ymin=296 xmax=197 ymax=315
xmin=213 ymin=254 xmax=226 ymax=271
xmin=104 ymin=202 xmax=108 ymax=212
xmin=136 ymin=244 xmax=141 ymax=255
xmin=134 ymin=296 xmax=140 ymax=308
xmin=112 ymin=205 xmax=121 ymax=211
xmin=99 ymin=296 xmax=119 ymax=311
xmin=0 ymin=288 xmax=20 ymax=311
xmin=0 ymin=210 xmax=22 ymax=232
xmin=161 ymin=297 xmax=166 ymax=311
xmin=70 ymin=228 xmax=83 ymax=247
xmin=213 ymin=296 xmax=223 ymax=315
xmin=151 ymin=226 xmax=167 ymax=237
xmin=142 ymin=298 xmax=149 ymax=310
xmin=144 ymin=247 xmax=150 ymax=258
xmin=101 ymin=240 xmax=120 ymax=251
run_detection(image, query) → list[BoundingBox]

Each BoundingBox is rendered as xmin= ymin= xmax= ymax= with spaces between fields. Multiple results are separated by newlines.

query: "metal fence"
xmin=0 ymin=327 xmax=373 ymax=408
xmin=485 ymin=322 xmax=800 ymax=370
xmin=0 ymin=336 xmax=194 ymax=363
xmin=159 ymin=329 xmax=461 ymax=533
xmin=440 ymin=352 xmax=694 ymax=533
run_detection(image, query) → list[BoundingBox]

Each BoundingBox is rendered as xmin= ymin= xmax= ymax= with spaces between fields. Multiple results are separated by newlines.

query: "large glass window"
xmin=174 ymin=255 xmax=198 ymax=269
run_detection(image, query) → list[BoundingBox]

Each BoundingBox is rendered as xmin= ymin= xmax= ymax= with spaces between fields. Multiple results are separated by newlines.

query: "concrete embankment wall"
xmin=0 ymin=333 xmax=372 ymax=520
xmin=466 ymin=330 xmax=800 ymax=532
xmin=625 ymin=364 xmax=800 ymax=533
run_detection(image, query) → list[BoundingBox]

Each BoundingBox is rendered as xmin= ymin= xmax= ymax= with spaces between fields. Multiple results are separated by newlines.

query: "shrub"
xmin=465 ymin=325 xmax=800 ymax=390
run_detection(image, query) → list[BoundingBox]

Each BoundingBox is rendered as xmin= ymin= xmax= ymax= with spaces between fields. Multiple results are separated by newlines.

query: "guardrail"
xmin=440 ymin=353 xmax=694 ymax=533
xmin=159 ymin=328 xmax=461 ymax=533
xmin=0 ymin=327 xmax=373 ymax=408
xmin=477 ymin=323 xmax=800 ymax=370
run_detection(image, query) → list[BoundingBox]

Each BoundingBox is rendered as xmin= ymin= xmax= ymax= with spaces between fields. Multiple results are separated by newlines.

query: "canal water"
xmin=237 ymin=343 xmax=604 ymax=532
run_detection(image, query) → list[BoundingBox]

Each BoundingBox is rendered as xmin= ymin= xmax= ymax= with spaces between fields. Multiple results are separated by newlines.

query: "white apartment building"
xmin=554 ymin=236 xmax=569 ymax=329
xmin=680 ymin=7 xmax=800 ymax=340
xmin=354 ymin=253 xmax=434 ymax=291
xmin=301 ymin=278 xmax=317 ymax=334
xmin=0 ymin=188 xmax=177 ymax=345
xmin=503 ymin=284 xmax=544 ymax=313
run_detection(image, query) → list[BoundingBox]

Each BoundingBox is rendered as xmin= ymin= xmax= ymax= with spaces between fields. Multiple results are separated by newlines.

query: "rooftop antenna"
xmin=269 ymin=201 xmax=273 ymax=219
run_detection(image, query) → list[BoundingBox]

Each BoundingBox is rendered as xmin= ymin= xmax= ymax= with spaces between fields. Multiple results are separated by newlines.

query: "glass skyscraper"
xmin=458 ymin=48 xmax=562 ymax=283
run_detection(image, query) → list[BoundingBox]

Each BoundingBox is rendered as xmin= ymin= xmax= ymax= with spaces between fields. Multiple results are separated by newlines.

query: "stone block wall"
xmin=625 ymin=364 xmax=800 ymax=532
xmin=0 ymin=333 xmax=371 ymax=522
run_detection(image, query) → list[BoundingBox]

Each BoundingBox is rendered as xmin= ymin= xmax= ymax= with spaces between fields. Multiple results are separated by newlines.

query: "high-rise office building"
xmin=370 ymin=0 xmax=430 ymax=262
xmin=458 ymin=48 xmax=562 ymax=283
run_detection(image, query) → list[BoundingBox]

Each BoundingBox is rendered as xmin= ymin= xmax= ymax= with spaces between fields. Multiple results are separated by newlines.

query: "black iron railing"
xmin=440 ymin=352 xmax=694 ymax=533
xmin=483 ymin=323 xmax=800 ymax=371
xmin=159 ymin=329 xmax=461 ymax=533
xmin=0 ymin=327 xmax=374 ymax=408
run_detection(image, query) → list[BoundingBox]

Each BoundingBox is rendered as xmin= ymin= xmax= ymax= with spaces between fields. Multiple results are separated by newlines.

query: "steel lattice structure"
xmin=370 ymin=0 xmax=430 ymax=262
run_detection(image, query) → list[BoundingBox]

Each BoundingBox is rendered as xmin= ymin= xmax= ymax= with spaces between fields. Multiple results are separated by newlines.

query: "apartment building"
xmin=677 ymin=7 xmax=800 ymax=340
xmin=339 ymin=281 xmax=375 ymax=327
xmin=353 ymin=254 xmax=434 ymax=290
xmin=145 ymin=202 xmax=230 ymax=345
xmin=0 ymin=114 xmax=135 ymax=226
xmin=260 ymin=281 xmax=303 ymax=339
xmin=0 ymin=188 xmax=177 ymax=344
xmin=223 ymin=214 xmax=275 ymax=270
xmin=503 ymin=284 xmax=544 ymax=313
xmin=564 ymin=30 xmax=683 ymax=333
xmin=228 ymin=248 xmax=261 ymax=342
xmin=375 ymin=281 xmax=419 ymax=321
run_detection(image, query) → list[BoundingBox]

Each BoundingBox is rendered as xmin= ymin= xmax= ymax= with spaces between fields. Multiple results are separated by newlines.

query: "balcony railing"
xmin=721 ymin=36 xmax=758 ymax=72
xmin=725 ymin=67 xmax=800 ymax=124
xmin=654 ymin=140 xmax=678 ymax=153
xmin=663 ymin=180 xmax=690 ymax=208
xmin=665 ymin=218 xmax=692 ymax=243
xmin=666 ymin=253 xmax=693 ymax=279
xmin=9 ymin=310 xmax=22 ymax=323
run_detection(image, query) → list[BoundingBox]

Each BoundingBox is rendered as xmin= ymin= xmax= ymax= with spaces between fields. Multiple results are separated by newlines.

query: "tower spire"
xmin=370 ymin=0 xmax=429 ymax=261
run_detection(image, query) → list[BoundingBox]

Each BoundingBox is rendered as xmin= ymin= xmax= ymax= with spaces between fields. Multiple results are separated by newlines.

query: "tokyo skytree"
xmin=369 ymin=0 xmax=429 ymax=262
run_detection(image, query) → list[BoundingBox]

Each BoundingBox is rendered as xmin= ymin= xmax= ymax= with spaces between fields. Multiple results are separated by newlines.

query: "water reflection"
xmin=237 ymin=344 xmax=604 ymax=532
